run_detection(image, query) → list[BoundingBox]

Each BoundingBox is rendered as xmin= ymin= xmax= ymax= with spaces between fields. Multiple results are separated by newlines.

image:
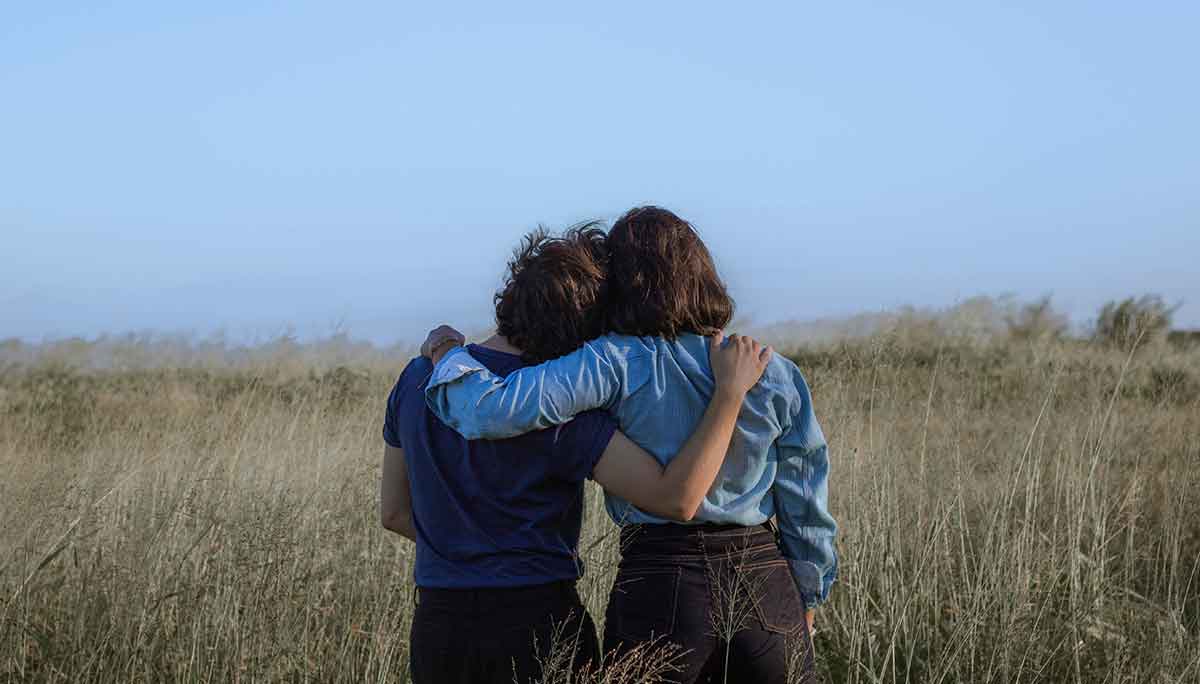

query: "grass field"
xmin=2 ymin=333 xmax=1198 ymax=682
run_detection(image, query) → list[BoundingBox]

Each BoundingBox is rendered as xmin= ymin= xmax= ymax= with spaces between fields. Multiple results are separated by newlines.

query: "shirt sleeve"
xmin=382 ymin=377 xmax=405 ymax=448
xmin=423 ymin=341 xmax=628 ymax=440
xmin=772 ymin=366 xmax=838 ymax=609
xmin=382 ymin=359 xmax=428 ymax=449
xmin=549 ymin=411 xmax=617 ymax=484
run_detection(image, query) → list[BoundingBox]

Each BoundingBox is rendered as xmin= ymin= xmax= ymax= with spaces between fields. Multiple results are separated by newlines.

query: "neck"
xmin=480 ymin=334 xmax=523 ymax=356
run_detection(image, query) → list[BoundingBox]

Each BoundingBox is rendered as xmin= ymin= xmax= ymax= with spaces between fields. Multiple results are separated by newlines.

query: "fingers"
xmin=436 ymin=326 xmax=463 ymax=343
xmin=741 ymin=337 xmax=772 ymax=373
xmin=719 ymin=334 xmax=766 ymax=355
xmin=711 ymin=332 xmax=770 ymax=365
xmin=750 ymin=340 xmax=765 ymax=367
xmin=432 ymin=326 xmax=460 ymax=345
xmin=422 ymin=324 xmax=465 ymax=359
xmin=740 ymin=335 xmax=760 ymax=354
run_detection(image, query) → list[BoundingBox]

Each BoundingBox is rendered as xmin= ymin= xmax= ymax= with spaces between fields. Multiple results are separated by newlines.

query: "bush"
xmin=1005 ymin=295 xmax=1069 ymax=341
xmin=1093 ymin=295 xmax=1177 ymax=350
xmin=1167 ymin=330 xmax=1200 ymax=349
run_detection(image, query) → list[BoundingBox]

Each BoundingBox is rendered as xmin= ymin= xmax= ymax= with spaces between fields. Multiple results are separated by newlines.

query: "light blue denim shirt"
xmin=424 ymin=333 xmax=838 ymax=608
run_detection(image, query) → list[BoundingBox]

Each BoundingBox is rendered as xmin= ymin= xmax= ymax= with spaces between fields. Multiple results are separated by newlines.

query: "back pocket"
xmin=743 ymin=559 xmax=806 ymax=635
xmin=607 ymin=567 xmax=681 ymax=643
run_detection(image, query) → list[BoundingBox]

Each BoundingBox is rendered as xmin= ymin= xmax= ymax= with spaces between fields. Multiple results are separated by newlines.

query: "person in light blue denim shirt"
xmin=424 ymin=207 xmax=835 ymax=683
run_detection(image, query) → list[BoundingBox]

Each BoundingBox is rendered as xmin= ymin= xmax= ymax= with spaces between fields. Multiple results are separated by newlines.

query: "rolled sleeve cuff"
xmin=423 ymin=346 xmax=486 ymax=433
xmin=427 ymin=346 xmax=478 ymax=387
xmin=788 ymin=558 xmax=836 ymax=609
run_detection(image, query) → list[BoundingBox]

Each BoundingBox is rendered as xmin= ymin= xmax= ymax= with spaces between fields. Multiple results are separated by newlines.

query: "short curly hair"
xmin=494 ymin=222 xmax=609 ymax=362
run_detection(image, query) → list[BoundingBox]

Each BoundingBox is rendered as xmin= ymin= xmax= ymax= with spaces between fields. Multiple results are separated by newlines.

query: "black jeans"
xmin=603 ymin=524 xmax=816 ymax=684
xmin=410 ymin=580 xmax=600 ymax=684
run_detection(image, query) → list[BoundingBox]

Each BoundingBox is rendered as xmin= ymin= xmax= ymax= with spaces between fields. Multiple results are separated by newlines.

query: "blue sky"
xmin=4 ymin=1 xmax=1198 ymax=342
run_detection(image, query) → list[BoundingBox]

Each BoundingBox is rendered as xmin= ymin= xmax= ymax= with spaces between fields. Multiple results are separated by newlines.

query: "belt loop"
xmin=765 ymin=517 xmax=782 ymax=545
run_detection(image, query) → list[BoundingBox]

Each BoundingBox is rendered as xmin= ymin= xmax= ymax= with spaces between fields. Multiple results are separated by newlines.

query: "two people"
xmin=382 ymin=207 xmax=837 ymax=683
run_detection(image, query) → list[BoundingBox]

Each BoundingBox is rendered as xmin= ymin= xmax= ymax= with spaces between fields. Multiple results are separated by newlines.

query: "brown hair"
xmin=604 ymin=206 xmax=734 ymax=338
xmin=494 ymin=223 xmax=609 ymax=362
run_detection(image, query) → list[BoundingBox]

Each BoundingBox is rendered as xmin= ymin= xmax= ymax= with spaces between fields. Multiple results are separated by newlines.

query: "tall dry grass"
xmin=1 ymin=333 xmax=1198 ymax=682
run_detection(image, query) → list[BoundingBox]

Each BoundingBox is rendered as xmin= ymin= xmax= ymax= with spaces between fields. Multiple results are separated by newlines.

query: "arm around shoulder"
xmin=424 ymin=340 xmax=626 ymax=440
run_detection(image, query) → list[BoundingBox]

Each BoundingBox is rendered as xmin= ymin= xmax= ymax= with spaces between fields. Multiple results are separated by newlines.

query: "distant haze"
xmin=4 ymin=2 xmax=1197 ymax=343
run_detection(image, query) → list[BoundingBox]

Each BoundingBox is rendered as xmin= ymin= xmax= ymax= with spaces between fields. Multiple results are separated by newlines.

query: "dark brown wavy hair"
xmin=605 ymin=206 xmax=734 ymax=339
xmin=494 ymin=222 xmax=609 ymax=362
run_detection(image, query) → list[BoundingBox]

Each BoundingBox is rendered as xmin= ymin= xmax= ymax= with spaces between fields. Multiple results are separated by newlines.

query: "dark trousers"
xmin=410 ymin=580 xmax=600 ymax=684
xmin=603 ymin=524 xmax=816 ymax=684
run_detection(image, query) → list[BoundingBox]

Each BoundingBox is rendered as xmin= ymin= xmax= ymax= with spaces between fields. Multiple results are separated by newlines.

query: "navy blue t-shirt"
xmin=383 ymin=344 xmax=617 ymax=589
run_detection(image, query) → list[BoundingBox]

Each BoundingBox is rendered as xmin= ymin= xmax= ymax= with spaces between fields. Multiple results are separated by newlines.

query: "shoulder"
xmin=756 ymin=353 xmax=814 ymax=413
xmin=763 ymin=352 xmax=808 ymax=389
xmin=573 ymin=334 xmax=658 ymax=374
xmin=402 ymin=355 xmax=434 ymax=385
xmin=569 ymin=334 xmax=660 ymax=401
xmin=584 ymin=333 xmax=657 ymax=359
xmin=585 ymin=332 xmax=712 ymax=364
xmin=391 ymin=356 xmax=434 ymax=401
xmin=383 ymin=357 xmax=433 ymax=447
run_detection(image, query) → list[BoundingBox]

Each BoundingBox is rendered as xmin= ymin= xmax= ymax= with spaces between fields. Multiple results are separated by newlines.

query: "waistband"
xmin=621 ymin=521 xmax=776 ymax=541
xmin=619 ymin=522 xmax=780 ymax=558
xmin=416 ymin=579 xmax=579 ymax=611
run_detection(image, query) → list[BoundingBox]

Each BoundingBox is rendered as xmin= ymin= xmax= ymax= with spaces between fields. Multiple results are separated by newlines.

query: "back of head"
xmin=494 ymin=223 xmax=609 ymax=362
xmin=605 ymin=206 xmax=734 ymax=339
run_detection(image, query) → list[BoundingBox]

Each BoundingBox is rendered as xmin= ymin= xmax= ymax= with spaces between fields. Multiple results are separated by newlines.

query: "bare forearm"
xmin=383 ymin=514 xmax=417 ymax=542
xmin=380 ymin=445 xmax=416 ymax=542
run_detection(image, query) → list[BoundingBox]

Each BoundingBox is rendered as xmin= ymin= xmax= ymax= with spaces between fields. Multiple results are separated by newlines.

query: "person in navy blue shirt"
xmin=380 ymin=224 xmax=773 ymax=684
